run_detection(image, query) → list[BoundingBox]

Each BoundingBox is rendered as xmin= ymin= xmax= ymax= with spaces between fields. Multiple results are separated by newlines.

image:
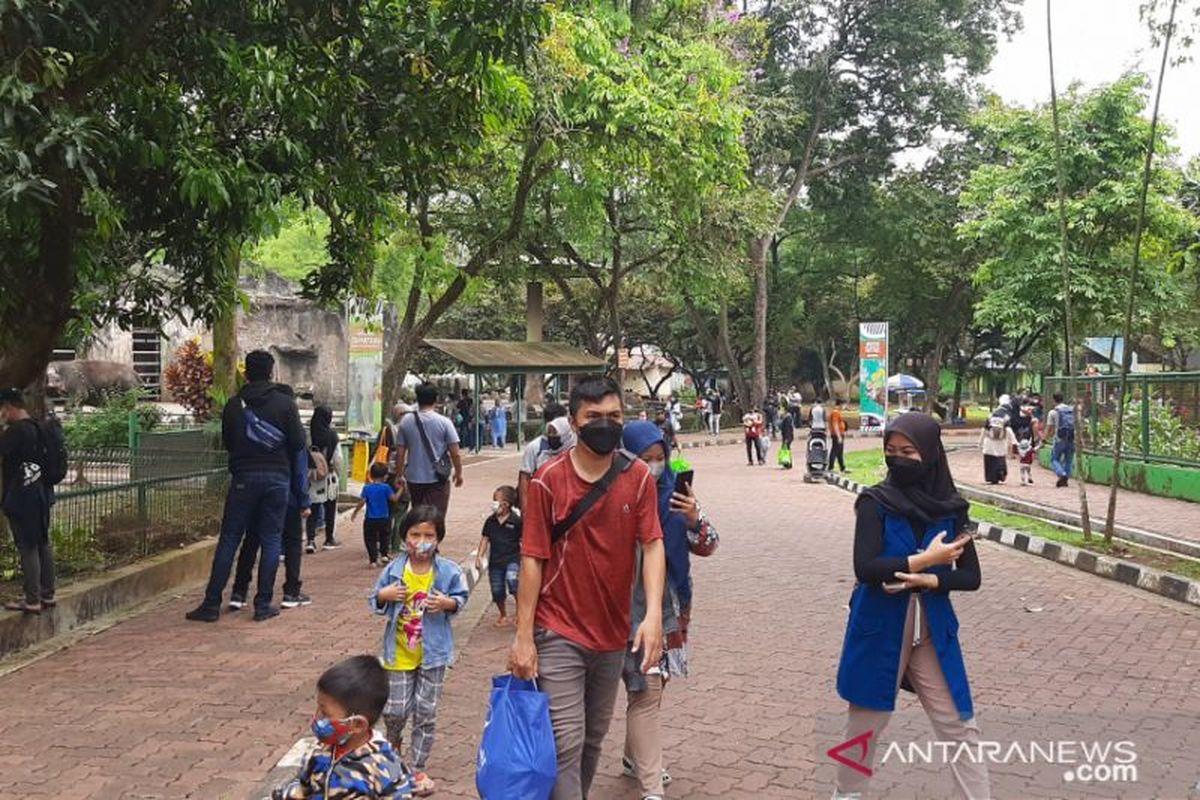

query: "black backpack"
xmin=36 ymin=415 xmax=69 ymax=487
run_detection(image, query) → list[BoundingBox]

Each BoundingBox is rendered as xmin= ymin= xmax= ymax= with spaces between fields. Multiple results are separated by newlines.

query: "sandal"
xmin=411 ymin=772 xmax=436 ymax=796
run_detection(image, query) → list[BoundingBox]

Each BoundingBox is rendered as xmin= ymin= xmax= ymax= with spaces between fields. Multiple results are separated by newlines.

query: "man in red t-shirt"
xmin=510 ymin=377 xmax=665 ymax=800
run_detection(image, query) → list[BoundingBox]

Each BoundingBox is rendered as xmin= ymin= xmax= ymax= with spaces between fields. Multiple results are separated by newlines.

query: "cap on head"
xmin=245 ymin=350 xmax=275 ymax=382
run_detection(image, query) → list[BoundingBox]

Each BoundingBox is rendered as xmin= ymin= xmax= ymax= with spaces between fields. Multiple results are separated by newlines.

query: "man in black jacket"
xmin=187 ymin=350 xmax=307 ymax=623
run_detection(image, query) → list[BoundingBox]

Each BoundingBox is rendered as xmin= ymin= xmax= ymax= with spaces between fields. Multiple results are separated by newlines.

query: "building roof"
xmin=1084 ymin=337 xmax=1125 ymax=365
xmin=422 ymin=339 xmax=608 ymax=374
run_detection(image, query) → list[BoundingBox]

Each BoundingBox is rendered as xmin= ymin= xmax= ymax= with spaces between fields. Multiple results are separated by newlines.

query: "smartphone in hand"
xmin=674 ymin=470 xmax=694 ymax=495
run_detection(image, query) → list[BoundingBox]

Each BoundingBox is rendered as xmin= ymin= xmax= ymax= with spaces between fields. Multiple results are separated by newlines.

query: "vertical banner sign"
xmin=859 ymin=322 xmax=889 ymax=431
xmin=346 ymin=298 xmax=385 ymax=436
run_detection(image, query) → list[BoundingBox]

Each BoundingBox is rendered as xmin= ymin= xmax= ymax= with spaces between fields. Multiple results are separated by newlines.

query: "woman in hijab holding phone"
xmin=834 ymin=413 xmax=989 ymax=800
xmin=620 ymin=420 xmax=719 ymax=800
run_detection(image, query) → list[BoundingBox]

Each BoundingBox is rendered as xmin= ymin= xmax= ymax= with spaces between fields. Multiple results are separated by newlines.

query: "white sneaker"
xmin=622 ymin=756 xmax=671 ymax=786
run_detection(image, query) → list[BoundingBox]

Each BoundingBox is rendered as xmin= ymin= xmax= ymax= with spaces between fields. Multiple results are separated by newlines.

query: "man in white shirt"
xmin=518 ymin=402 xmax=568 ymax=511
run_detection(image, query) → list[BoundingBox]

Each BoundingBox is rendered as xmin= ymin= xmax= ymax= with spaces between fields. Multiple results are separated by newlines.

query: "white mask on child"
xmin=491 ymin=500 xmax=502 ymax=514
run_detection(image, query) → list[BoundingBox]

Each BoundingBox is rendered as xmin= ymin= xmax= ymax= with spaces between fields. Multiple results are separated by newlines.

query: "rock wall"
xmin=80 ymin=271 xmax=349 ymax=410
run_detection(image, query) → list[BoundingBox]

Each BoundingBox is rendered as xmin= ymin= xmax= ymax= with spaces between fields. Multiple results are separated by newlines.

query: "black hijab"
xmin=310 ymin=405 xmax=338 ymax=461
xmin=858 ymin=412 xmax=970 ymax=531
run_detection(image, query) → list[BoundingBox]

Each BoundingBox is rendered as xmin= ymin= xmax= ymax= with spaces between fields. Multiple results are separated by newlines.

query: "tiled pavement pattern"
xmin=1 ymin=443 xmax=1198 ymax=798
xmin=945 ymin=447 xmax=1200 ymax=544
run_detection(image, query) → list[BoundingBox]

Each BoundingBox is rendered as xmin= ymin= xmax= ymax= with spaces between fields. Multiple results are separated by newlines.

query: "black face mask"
xmin=578 ymin=419 xmax=623 ymax=455
xmin=886 ymin=455 xmax=927 ymax=488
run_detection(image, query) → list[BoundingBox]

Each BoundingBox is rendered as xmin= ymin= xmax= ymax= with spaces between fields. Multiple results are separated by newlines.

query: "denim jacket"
xmin=370 ymin=554 xmax=469 ymax=669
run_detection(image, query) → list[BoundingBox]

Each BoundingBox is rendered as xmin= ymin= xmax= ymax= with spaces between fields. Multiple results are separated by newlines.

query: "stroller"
xmin=803 ymin=429 xmax=829 ymax=483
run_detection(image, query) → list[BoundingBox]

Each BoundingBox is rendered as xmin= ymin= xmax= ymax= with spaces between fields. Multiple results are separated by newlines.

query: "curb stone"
xmin=823 ymin=473 xmax=1200 ymax=609
xmin=676 ymin=436 xmax=741 ymax=450
xmin=952 ymin=482 xmax=1200 ymax=561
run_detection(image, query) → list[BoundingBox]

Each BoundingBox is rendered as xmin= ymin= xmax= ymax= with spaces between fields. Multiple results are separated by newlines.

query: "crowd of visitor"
xmin=4 ymin=358 xmax=1099 ymax=800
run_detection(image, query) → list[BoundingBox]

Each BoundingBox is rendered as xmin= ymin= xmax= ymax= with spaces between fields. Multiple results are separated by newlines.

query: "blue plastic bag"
xmin=476 ymin=675 xmax=558 ymax=800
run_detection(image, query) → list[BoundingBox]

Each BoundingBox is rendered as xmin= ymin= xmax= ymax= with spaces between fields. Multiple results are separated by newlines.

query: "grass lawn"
xmin=968 ymin=503 xmax=1200 ymax=581
xmin=844 ymin=448 xmax=886 ymax=482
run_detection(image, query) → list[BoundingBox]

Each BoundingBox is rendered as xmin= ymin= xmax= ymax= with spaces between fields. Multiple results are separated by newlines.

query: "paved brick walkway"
xmin=945 ymin=447 xmax=1200 ymax=543
xmin=1 ymin=442 xmax=1198 ymax=798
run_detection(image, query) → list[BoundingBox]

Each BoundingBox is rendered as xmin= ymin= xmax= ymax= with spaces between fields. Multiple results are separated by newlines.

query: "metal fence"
xmin=1043 ymin=372 xmax=1200 ymax=468
xmin=0 ymin=443 xmax=228 ymax=590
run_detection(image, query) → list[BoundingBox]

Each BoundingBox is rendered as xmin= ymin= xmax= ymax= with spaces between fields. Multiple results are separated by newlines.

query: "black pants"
xmin=7 ymin=511 xmax=55 ymax=605
xmin=305 ymin=499 xmax=338 ymax=544
xmin=984 ymin=454 xmax=1007 ymax=484
xmin=409 ymin=481 xmax=451 ymax=518
xmin=233 ymin=506 xmax=303 ymax=599
xmin=830 ymin=437 xmax=846 ymax=471
xmin=363 ymin=518 xmax=390 ymax=563
xmin=745 ymin=436 xmax=763 ymax=464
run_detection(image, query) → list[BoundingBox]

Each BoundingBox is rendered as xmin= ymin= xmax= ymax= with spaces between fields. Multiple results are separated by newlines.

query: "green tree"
xmin=521 ymin=3 xmax=750 ymax=371
xmin=959 ymin=77 xmax=1196 ymax=357
xmin=740 ymin=0 xmax=1019 ymax=406
xmin=0 ymin=0 xmax=545 ymax=398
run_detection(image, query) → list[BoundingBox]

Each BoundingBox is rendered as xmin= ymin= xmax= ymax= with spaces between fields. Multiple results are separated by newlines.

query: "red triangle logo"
xmin=827 ymin=729 xmax=874 ymax=777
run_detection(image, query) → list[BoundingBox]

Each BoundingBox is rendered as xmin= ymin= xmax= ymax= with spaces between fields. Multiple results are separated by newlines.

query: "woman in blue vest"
xmin=834 ymin=412 xmax=989 ymax=800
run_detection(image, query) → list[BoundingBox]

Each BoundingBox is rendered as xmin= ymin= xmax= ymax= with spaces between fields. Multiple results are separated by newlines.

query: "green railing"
xmin=0 ymin=444 xmax=228 ymax=591
xmin=1042 ymin=372 xmax=1200 ymax=468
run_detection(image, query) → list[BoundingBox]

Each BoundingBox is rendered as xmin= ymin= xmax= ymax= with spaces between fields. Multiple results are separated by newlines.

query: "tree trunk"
xmin=1104 ymin=0 xmax=1177 ymax=542
xmin=717 ymin=295 xmax=751 ymax=410
xmin=608 ymin=285 xmax=624 ymax=387
xmin=210 ymin=244 xmax=241 ymax=401
xmin=525 ymin=281 xmax=545 ymax=412
xmin=749 ymin=234 xmax=769 ymax=409
xmin=925 ymin=333 xmax=948 ymax=415
xmin=682 ymin=295 xmax=750 ymax=410
xmin=817 ymin=340 xmax=833 ymax=402
xmin=0 ymin=172 xmax=79 ymax=406
xmin=382 ymin=333 xmax=420 ymax=412
xmin=1047 ymin=0 xmax=1094 ymax=540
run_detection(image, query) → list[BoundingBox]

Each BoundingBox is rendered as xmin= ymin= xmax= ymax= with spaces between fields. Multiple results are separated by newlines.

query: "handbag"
xmin=412 ymin=410 xmax=453 ymax=484
xmin=373 ymin=423 xmax=394 ymax=466
xmin=240 ymin=399 xmax=285 ymax=452
xmin=476 ymin=675 xmax=557 ymax=800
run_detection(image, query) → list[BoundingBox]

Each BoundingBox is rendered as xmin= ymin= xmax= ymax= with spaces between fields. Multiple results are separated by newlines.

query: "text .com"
xmin=879 ymin=739 xmax=1139 ymax=784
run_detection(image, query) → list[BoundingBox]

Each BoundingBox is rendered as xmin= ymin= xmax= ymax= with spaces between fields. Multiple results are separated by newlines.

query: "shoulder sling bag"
xmin=413 ymin=411 xmax=453 ymax=484
xmin=550 ymin=451 xmax=635 ymax=543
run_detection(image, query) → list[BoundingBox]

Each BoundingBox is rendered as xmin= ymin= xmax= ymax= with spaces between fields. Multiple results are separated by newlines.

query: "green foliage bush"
xmin=65 ymin=390 xmax=162 ymax=450
xmin=1095 ymin=401 xmax=1200 ymax=462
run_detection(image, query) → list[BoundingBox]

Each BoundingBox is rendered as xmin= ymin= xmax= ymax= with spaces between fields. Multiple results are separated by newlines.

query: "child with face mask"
xmin=370 ymin=506 xmax=469 ymax=797
xmin=269 ymin=654 xmax=412 ymax=799
xmin=474 ymin=485 xmax=522 ymax=627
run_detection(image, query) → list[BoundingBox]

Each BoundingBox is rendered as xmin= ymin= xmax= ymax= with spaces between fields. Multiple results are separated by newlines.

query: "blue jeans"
xmin=488 ymin=561 xmax=520 ymax=605
xmin=1051 ymin=437 xmax=1075 ymax=478
xmin=201 ymin=471 xmax=290 ymax=613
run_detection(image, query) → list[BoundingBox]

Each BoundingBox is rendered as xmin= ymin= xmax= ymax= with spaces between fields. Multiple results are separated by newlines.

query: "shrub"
xmin=1095 ymin=401 xmax=1200 ymax=462
xmin=65 ymin=390 xmax=161 ymax=449
xmin=163 ymin=339 xmax=215 ymax=420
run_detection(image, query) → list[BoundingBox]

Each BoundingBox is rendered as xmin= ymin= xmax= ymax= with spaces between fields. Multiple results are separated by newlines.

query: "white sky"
xmin=985 ymin=0 xmax=1200 ymax=161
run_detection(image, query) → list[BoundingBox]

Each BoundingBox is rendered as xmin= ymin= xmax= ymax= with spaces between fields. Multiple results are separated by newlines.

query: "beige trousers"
xmin=837 ymin=595 xmax=990 ymax=800
xmin=624 ymin=672 xmax=665 ymax=796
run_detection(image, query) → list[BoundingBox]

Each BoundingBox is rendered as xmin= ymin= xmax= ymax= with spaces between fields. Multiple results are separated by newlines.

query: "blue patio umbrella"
xmin=886 ymin=374 xmax=925 ymax=391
